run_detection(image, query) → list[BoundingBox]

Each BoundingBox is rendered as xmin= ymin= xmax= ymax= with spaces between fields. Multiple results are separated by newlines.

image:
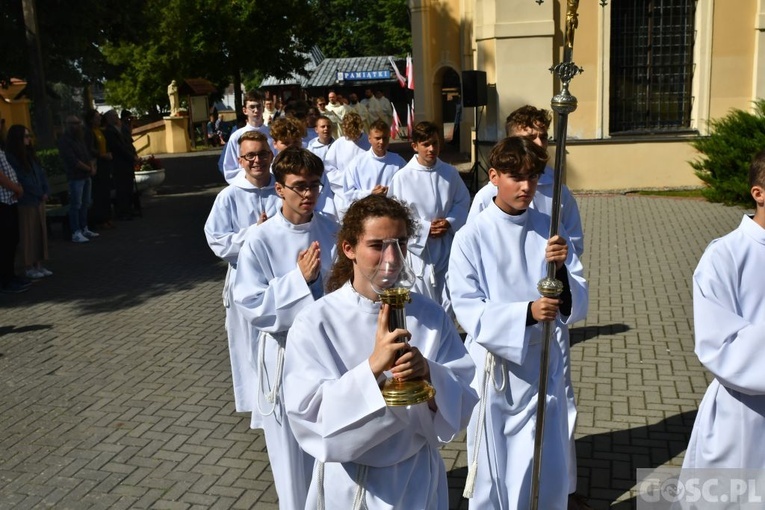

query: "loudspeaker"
xmin=462 ymin=70 xmax=487 ymax=107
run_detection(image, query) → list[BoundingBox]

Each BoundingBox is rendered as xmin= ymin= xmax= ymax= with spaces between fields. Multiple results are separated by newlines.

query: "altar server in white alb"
xmin=467 ymin=105 xmax=586 ymax=504
xmin=389 ymin=121 xmax=470 ymax=312
xmin=449 ymin=137 xmax=588 ymax=510
xmin=283 ymin=195 xmax=478 ymax=509
xmin=232 ymin=147 xmax=338 ymax=510
xmin=218 ymin=90 xmax=272 ymax=183
xmin=682 ymin=149 xmax=765 ymax=471
xmin=467 ymin=105 xmax=584 ymax=257
xmin=323 ymin=112 xmax=371 ymax=196
xmin=306 ymin=115 xmax=334 ymax=162
xmin=204 ymin=131 xmax=281 ymax=430
xmin=339 ymin=120 xmax=406 ymax=213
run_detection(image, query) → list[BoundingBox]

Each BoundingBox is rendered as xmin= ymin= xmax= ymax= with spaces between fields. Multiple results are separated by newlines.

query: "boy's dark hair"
xmin=238 ymin=130 xmax=268 ymax=146
xmin=315 ymin=115 xmax=331 ymax=124
xmin=327 ymin=195 xmax=417 ymax=293
xmin=244 ymin=90 xmax=263 ymax=104
xmin=270 ymin=116 xmax=306 ymax=143
xmin=505 ymin=105 xmax=552 ymax=136
xmin=750 ymin=149 xmax=765 ymax=188
xmin=369 ymin=120 xmax=390 ymax=135
xmin=489 ymin=136 xmax=549 ymax=178
xmin=272 ymin=147 xmax=324 ymax=184
xmin=411 ymin=121 xmax=440 ymax=144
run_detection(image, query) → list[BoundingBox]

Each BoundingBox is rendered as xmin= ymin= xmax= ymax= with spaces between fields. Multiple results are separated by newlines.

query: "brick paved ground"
xmin=0 ymin=155 xmax=748 ymax=509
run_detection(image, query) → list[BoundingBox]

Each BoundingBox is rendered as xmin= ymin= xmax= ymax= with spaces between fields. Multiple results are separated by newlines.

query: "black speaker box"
xmin=462 ymin=70 xmax=488 ymax=107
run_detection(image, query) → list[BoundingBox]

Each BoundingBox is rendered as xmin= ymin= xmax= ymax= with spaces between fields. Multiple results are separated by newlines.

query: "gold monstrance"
xmin=370 ymin=239 xmax=436 ymax=406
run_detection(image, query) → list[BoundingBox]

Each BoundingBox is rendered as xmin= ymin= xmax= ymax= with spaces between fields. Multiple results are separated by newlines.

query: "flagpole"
xmin=529 ymin=1 xmax=582 ymax=509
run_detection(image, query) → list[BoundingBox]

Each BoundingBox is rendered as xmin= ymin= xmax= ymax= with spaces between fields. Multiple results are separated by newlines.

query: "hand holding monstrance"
xmin=369 ymin=238 xmax=436 ymax=406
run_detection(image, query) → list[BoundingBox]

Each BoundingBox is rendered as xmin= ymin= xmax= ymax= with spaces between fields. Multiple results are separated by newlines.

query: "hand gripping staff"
xmin=530 ymin=1 xmax=583 ymax=509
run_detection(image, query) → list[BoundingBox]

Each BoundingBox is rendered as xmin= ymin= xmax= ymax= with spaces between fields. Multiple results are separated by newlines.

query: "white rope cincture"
xmin=352 ymin=465 xmax=369 ymax=510
xmin=222 ymin=264 xmax=232 ymax=307
xmin=463 ymin=350 xmax=501 ymax=498
xmin=316 ymin=462 xmax=325 ymax=510
xmin=256 ymin=331 xmax=286 ymax=417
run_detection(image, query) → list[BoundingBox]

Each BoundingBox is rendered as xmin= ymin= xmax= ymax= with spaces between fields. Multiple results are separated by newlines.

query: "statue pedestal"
xmin=163 ymin=116 xmax=190 ymax=154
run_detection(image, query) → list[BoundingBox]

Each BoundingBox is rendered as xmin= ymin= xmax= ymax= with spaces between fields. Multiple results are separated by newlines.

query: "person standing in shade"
xmin=103 ymin=110 xmax=139 ymax=221
xmin=83 ymin=109 xmax=114 ymax=229
xmin=58 ymin=115 xmax=100 ymax=242
xmin=0 ymin=142 xmax=31 ymax=293
xmin=5 ymin=125 xmax=52 ymax=279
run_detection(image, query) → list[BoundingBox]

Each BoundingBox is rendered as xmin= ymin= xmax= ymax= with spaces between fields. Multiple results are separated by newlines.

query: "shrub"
xmin=37 ymin=148 xmax=66 ymax=177
xmin=690 ymin=99 xmax=765 ymax=206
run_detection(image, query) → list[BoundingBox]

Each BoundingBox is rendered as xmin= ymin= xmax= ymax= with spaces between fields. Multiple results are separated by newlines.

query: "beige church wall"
xmin=755 ymin=0 xmax=765 ymax=100
xmin=411 ymin=0 xmax=463 ymax=126
xmin=564 ymin=140 xmax=703 ymax=192
xmin=474 ymin=0 xmax=556 ymax=140
xmin=555 ymin=0 xmax=599 ymax=140
xmin=708 ymin=1 xmax=757 ymax=119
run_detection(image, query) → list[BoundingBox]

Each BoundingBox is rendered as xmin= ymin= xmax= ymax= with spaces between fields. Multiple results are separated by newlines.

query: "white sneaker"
xmin=25 ymin=269 xmax=45 ymax=279
xmin=72 ymin=231 xmax=90 ymax=243
xmin=38 ymin=267 xmax=53 ymax=277
xmin=82 ymin=227 xmax=100 ymax=238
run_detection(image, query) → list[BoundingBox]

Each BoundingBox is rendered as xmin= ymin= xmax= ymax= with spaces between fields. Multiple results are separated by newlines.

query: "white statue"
xmin=168 ymin=80 xmax=180 ymax=116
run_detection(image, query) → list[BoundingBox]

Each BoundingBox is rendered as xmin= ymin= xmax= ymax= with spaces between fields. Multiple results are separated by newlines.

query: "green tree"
xmin=691 ymin=99 xmax=765 ymax=206
xmin=103 ymin=0 xmax=318 ymax=114
xmin=311 ymin=0 xmax=411 ymax=58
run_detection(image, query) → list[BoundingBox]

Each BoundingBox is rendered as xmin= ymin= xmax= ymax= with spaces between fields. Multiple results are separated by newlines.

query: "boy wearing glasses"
xmin=232 ymin=147 xmax=338 ymax=510
xmin=218 ymin=90 xmax=272 ymax=183
xmin=205 ymin=131 xmax=281 ymax=433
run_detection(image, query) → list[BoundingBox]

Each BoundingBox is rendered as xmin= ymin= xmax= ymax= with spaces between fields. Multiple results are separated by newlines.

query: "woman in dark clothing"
xmin=84 ymin=109 xmax=115 ymax=228
xmin=102 ymin=109 xmax=139 ymax=220
xmin=5 ymin=125 xmax=52 ymax=278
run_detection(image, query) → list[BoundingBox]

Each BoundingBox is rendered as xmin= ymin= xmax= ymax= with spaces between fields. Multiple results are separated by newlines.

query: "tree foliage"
xmin=1 ymin=0 xmax=412 ymax=119
xmin=102 ymin=0 xmax=319 ymax=114
xmin=311 ymin=0 xmax=411 ymax=58
xmin=690 ymin=100 xmax=765 ymax=206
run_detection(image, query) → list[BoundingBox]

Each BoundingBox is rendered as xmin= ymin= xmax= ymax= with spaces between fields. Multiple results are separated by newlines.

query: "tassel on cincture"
xmin=463 ymin=461 xmax=478 ymax=498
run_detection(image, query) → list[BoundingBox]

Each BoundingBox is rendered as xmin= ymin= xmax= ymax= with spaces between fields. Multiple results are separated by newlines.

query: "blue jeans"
xmin=68 ymin=178 xmax=92 ymax=233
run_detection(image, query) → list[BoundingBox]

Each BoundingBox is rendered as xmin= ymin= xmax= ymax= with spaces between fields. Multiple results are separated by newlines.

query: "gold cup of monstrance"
xmin=370 ymin=239 xmax=436 ymax=406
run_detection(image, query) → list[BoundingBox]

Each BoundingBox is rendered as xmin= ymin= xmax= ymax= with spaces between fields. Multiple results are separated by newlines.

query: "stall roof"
xmin=180 ymin=78 xmax=217 ymax=96
xmin=305 ymin=56 xmax=402 ymax=88
xmin=260 ymin=46 xmax=325 ymax=88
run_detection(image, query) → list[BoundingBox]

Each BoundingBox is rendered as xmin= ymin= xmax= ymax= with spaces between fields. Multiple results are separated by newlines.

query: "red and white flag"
xmin=388 ymin=56 xmax=406 ymax=88
xmin=406 ymin=54 xmax=414 ymax=90
xmin=391 ymin=104 xmax=401 ymax=139
xmin=407 ymin=100 xmax=414 ymax=140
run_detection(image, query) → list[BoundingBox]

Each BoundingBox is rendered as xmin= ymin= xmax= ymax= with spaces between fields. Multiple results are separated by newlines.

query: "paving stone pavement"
xmin=0 ymin=159 xmax=749 ymax=509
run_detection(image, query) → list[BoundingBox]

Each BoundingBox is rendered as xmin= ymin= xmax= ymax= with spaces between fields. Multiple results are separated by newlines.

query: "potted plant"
xmin=134 ymin=155 xmax=166 ymax=191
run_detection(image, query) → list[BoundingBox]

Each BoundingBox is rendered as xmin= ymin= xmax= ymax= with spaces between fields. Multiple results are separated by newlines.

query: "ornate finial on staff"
xmin=530 ymin=1 xmax=582 ymax=509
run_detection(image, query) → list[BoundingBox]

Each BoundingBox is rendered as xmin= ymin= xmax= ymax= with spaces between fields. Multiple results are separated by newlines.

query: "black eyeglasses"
xmin=240 ymin=151 xmax=272 ymax=161
xmin=282 ymin=182 xmax=323 ymax=196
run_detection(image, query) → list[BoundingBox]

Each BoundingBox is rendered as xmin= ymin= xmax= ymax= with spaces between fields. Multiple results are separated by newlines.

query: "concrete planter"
xmin=135 ymin=169 xmax=166 ymax=191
